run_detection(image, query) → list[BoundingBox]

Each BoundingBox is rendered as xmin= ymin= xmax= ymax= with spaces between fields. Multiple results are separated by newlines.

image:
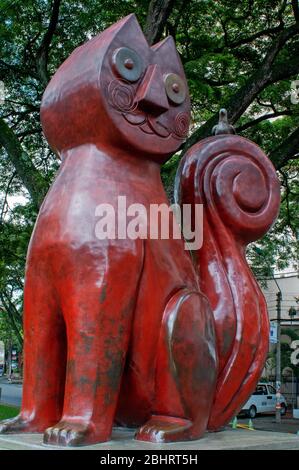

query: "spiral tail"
xmin=175 ymin=135 xmax=280 ymax=430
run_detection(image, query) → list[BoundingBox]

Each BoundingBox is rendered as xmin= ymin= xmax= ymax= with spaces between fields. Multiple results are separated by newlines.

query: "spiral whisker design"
xmin=108 ymin=79 xmax=137 ymax=113
xmin=173 ymin=112 xmax=190 ymax=139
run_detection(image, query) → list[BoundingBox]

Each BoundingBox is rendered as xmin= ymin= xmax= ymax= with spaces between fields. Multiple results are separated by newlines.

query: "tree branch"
xmin=0 ymin=118 xmax=49 ymax=209
xmin=0 ymin=171 xmax=16 ymax=224
xmin=0 ymin=59 xmax=26 ymax=81
xmin=1 ymin=292 xmax=22 ymax=324
xmin=202 ymin=76 xmax=233 ymax=87
xmin=236 ymin=110 xmax=293 ymax=133
xmin=36 ymin=0 xmax=61 ymax=87
xmin=17 ymin=128 xmax=42 ymax=140
xmin=280 ymin=168 xmax=297 ymax=236
xmin=183 ymin=23 xmax=299 ymax=150
xmin=292 ymin=0 xmax=299 ymax=23
xmin=205 ymin=3 xmax=286 ymax=55
xmin=226 ymin=24 xmax=284 ymax=50
xmin=0 ymin=293 xmax=23 ymax=348
xmin=144 ymin=0 xmax=176 ymax=45
xmin=269 ymin=126 xmax=299 ymax=170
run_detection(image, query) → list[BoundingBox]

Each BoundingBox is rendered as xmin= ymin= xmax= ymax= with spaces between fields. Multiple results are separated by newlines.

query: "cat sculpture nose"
xmin=136 ymin=64 xmax=169 ymax=115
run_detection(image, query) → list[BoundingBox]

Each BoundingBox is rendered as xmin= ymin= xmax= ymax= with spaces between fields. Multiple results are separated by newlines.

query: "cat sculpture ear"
xmin=151 ymin=36 xmax=180 ymax=62
xmin=110 ymin=14 xmax=150 ymax=50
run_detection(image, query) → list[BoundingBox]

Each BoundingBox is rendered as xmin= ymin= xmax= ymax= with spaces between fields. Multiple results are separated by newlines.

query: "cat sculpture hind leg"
xmin=135 ymin=289 xmax=217 ymax=443
xmin=0 ymin=14 xmax=218 ymax=446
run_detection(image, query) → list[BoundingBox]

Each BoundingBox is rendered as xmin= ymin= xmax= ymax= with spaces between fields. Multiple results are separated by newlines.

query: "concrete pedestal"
xmin=0 ymin=427 xmax=299 ymax=450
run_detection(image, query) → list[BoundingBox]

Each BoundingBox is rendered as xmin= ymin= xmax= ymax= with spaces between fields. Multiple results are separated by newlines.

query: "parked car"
xmin=240 ymin=383 xmax=287 ymax=418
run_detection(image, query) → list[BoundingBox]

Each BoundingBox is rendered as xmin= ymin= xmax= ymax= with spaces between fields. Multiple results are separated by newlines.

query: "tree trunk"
xmin=0 ymin=118 xmax=49 ymax=209
xmin=144 ymin=0 xmax=176 ymax=45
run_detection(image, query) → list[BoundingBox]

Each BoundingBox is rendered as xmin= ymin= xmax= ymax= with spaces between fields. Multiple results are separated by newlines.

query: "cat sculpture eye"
xmin=112 ymin=47 xmax=144 ymax=82
xmin=164 ymin=73 xmax=186 ymax=104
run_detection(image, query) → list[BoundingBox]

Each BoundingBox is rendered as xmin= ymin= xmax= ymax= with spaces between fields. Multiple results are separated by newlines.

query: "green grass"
xmin=0 ymin=404 xmax=20 ymax=420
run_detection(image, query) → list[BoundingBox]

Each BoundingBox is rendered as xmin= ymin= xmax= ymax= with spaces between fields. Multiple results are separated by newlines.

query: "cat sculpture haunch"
xmin=0 ymin=14 xmax=280 ymax=446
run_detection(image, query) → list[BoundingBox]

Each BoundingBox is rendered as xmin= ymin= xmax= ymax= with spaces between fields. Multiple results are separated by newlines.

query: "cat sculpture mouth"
xmin=123 ymin=109 xmax=189 ymax=141
xmin=123 ymin=111 xmax=172 ymax=138
xmin=107 ymin=79 xmax=189 ymax=140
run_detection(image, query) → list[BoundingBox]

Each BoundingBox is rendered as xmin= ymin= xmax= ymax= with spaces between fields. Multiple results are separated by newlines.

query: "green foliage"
xmin=0 ymin=0 xmax=298 ymax=341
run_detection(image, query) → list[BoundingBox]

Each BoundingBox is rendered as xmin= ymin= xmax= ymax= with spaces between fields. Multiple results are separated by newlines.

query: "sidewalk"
xmin=0 ymin=427 xmax=299 ymax=450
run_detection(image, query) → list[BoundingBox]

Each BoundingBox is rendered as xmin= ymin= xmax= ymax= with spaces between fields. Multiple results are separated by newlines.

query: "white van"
xmin=241 ymin=383 xmax=287 ymax=418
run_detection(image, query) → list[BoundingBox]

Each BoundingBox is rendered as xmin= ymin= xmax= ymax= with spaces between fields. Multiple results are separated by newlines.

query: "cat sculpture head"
xmin=41 ymin=14 xmax=190 ymax=163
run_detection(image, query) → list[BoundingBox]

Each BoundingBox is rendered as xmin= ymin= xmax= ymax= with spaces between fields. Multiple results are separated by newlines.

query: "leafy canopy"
xmin=0 ymin=0 xmax=299 ymax=342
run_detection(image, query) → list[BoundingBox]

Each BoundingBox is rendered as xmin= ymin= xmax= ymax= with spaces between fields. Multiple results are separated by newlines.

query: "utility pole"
xmin=276 ymin=290 xmax=282 ymax=423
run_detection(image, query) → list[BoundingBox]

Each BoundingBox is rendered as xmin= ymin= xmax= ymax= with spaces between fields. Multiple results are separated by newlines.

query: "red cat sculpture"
xmin=0 ymin=14 xmax=280 ymax=446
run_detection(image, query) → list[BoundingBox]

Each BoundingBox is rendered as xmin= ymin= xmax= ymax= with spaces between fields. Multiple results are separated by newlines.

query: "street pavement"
xmin=238 ymin=413 xmax=299 ymax=435
xmin=0 ymin=376 xmax=22 ymax=407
